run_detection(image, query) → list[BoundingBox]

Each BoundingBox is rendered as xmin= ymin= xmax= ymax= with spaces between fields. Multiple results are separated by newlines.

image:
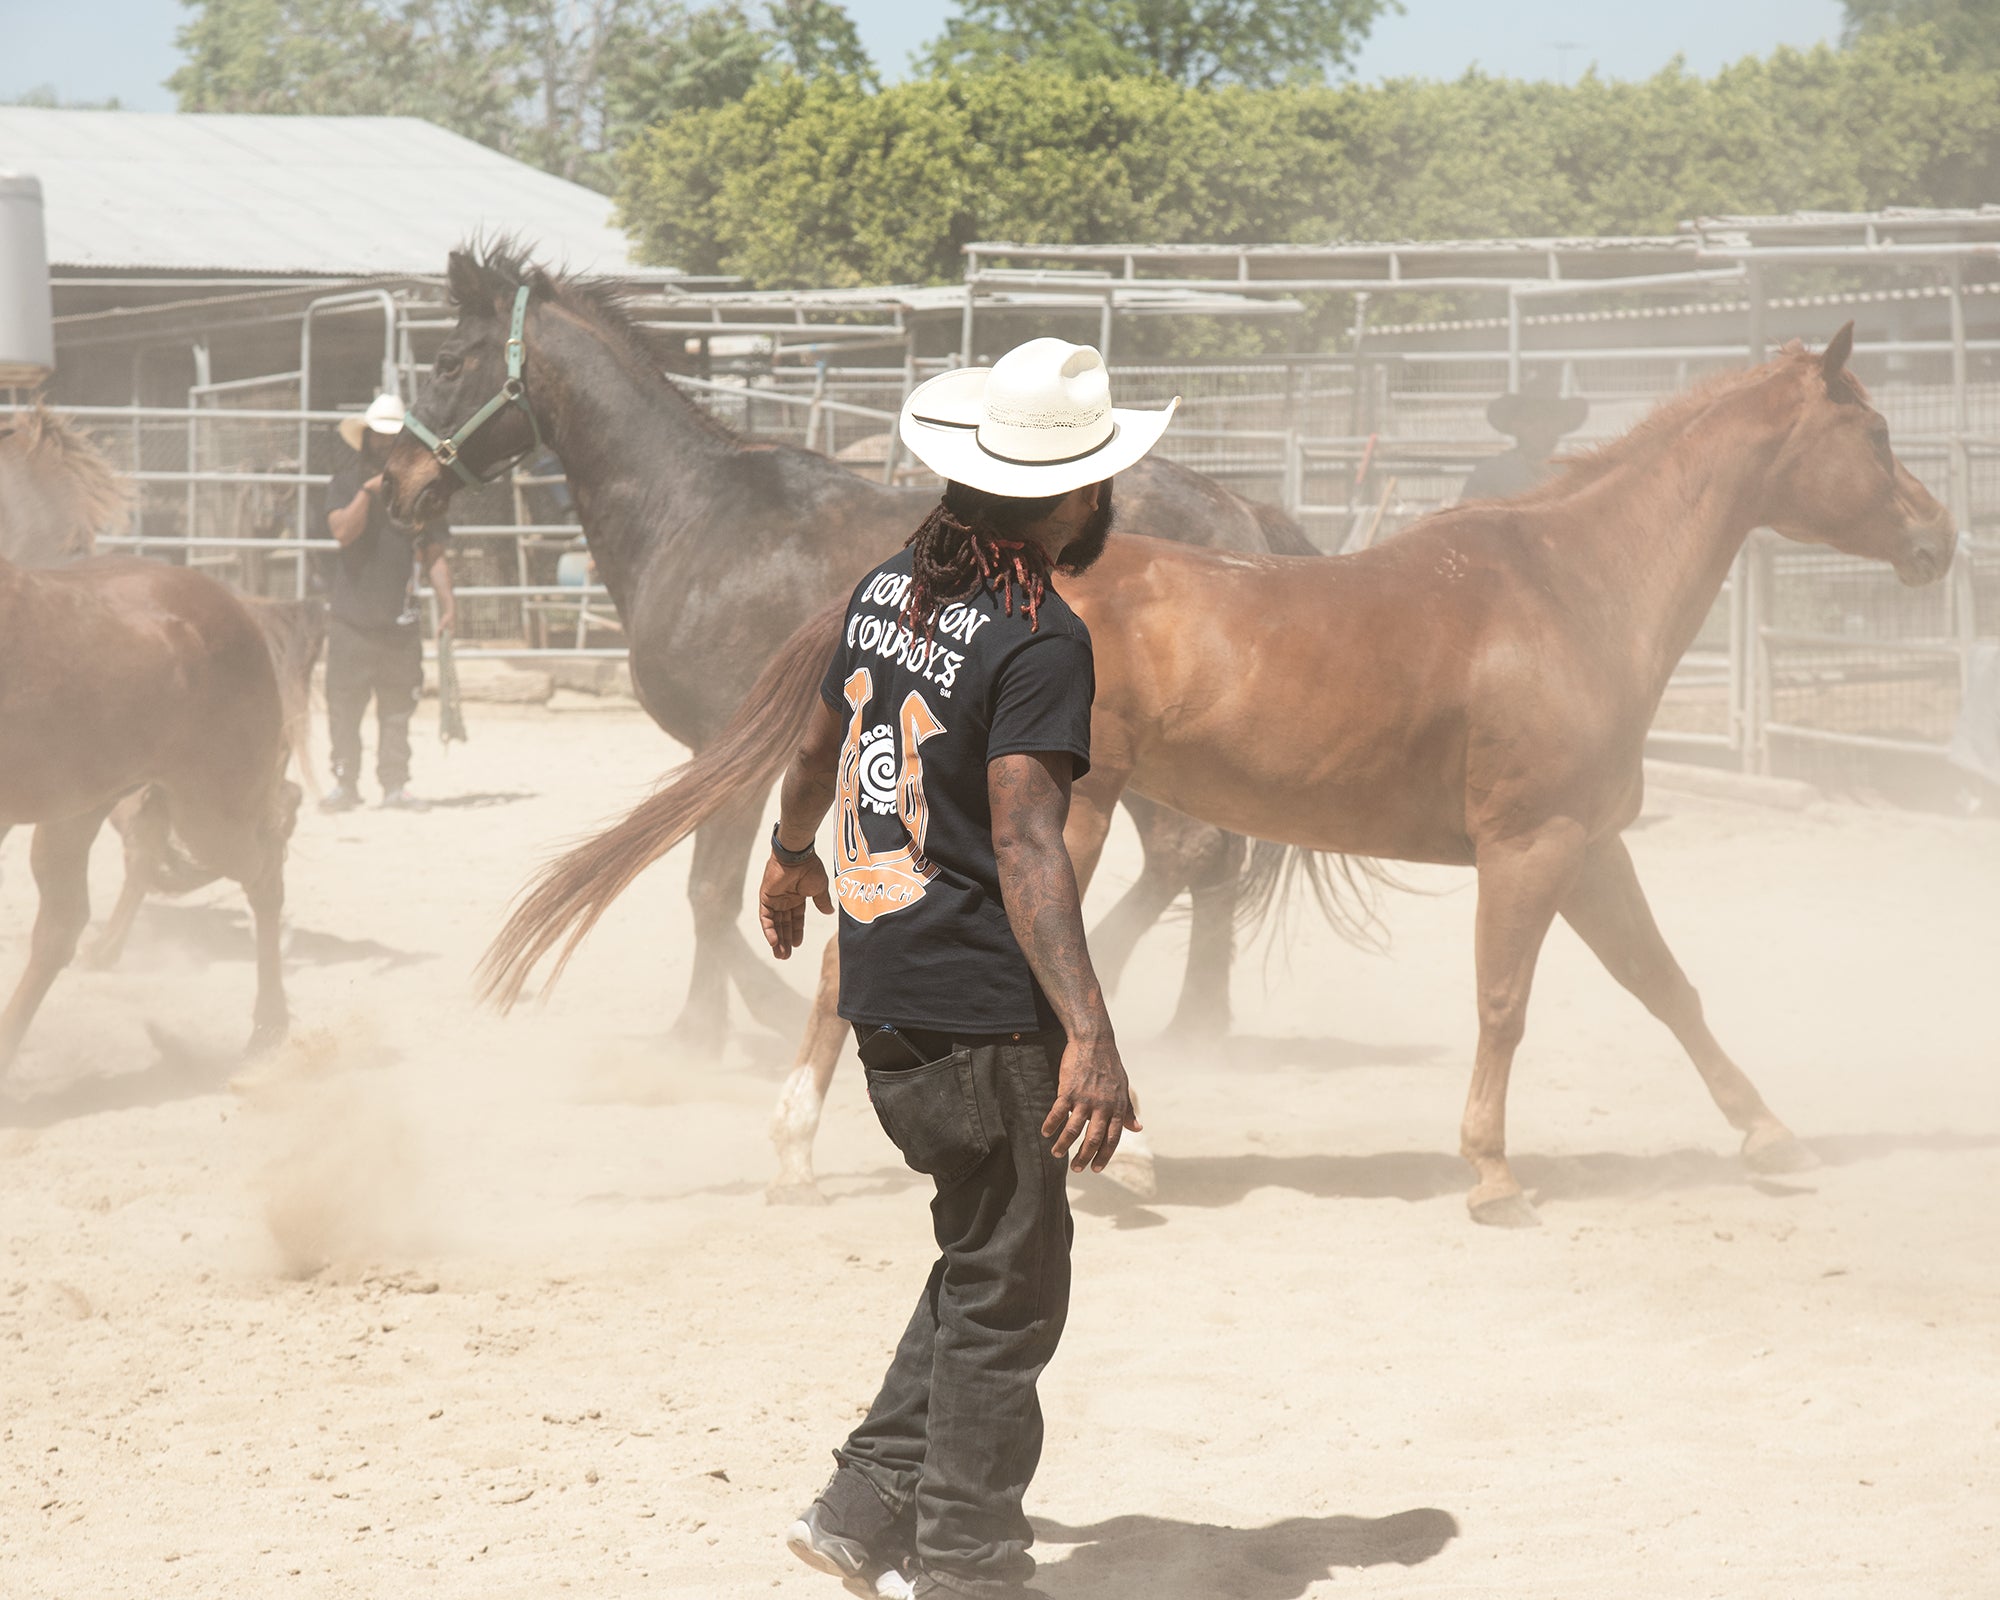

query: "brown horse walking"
xmin=481 ymin=327 xmax=1952 ymax=1224
xmin=83 ymin=596 xmax=327 ymax=972
xmin=0 ymin=405 xmax=129 ymax=569
xmin=0 ymin=554 xmax=297 ymax=1071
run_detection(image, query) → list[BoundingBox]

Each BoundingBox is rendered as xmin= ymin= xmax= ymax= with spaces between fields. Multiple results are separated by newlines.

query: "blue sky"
xmin=2 ymin=0 xmax=1846 ymax=112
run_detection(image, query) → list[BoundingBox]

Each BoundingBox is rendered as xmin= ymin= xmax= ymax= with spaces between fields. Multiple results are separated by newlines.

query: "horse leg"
xmin=1460 ymin=825 xmax=1587 ymax=1227
xmin=1089 ymin=794 xmax=1192 ymax=996
xmin=1169 ymin=827 xmax=1244 ymax=1039
xmin=673 ymin=795 xmax=807 ymax=1053
xmin=769 ymin=936 xmax=847 ymax=1204
xmin=82 ymin=791 xmax=167 ymax=971
xmin=1559 ymin=833 xmax=1810 ymax=1174
xmin=1063 ymin=768 xmax=1156 ymax=1199
xmin=0 ymin=808 xmax=109 ymax=1073
xmin=237 ymin=781 xmax=297 ymax=1057
xmin=240 ymin=844 xmax=289 ymax=1056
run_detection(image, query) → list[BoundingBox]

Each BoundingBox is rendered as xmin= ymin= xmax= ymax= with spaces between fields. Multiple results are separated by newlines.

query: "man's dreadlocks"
xmin=900 ymin=480 xmax=1064 ymax=640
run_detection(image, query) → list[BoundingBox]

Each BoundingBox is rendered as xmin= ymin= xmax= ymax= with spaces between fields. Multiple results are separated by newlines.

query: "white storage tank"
xmin=0 ymin=172 xmax=55 ymax=389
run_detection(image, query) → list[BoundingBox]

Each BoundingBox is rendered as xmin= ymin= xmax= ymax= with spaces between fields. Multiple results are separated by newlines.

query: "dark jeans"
xmin=834 ymin=1029 xmax=1072 ymax=1592
xmin=326 ymin=617 xmax=422 ymax=791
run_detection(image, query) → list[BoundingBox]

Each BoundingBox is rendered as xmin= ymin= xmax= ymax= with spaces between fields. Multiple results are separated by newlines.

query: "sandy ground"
xmin=1 ymin=697 xmax=1996 ymax=1600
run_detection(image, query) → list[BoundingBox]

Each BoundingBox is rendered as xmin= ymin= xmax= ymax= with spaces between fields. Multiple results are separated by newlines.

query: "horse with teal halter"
xmin=401 ymin=285 xmax=545 ymax=487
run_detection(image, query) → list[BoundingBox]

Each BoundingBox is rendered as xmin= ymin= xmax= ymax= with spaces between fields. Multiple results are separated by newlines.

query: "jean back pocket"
xmin=865 ymin=1048 xmax=992 ymax=1186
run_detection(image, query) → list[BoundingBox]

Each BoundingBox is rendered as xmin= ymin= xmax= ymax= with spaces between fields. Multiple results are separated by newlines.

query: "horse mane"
xmin=0 ymin=403 xmax=132 ymax=562
xmin=1515 ymin=341 xmax=1829 ymax=505
xmin=452 ymin=237 xmax=732 ymax=441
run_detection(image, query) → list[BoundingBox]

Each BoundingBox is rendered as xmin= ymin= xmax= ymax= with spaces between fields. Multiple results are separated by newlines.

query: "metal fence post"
xmin=1505 ymin=289 xmax=1522 ymax=390
xmin=1948 ymin=260 xmax=1978 ymax=692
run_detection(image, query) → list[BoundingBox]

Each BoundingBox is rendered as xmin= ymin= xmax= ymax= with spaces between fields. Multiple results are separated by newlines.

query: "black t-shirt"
xmin=321 ymin=456 xmax=448 ymax=631
xmin=818 ymin=548 xmax=1094 ymax=1035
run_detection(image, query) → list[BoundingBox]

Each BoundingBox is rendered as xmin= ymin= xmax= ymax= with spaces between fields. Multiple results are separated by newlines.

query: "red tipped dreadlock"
xmin=899 ymin=487 xmax=1058 ymax=642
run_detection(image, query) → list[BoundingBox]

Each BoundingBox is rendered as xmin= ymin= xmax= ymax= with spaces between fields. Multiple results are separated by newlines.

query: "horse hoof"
xmin=79 ymin=942 xmax=120 ymax=972
xmin=1468 ymin=1188 xmax=1541 ymax=1228
xmin=765 ymin=1182 xmax=828 ymax=1207
xmin=1742 ymin=1126 xmax=1818 ymax=1175
xmin=1101 ymin=1146 xmax=1157 ymax=1200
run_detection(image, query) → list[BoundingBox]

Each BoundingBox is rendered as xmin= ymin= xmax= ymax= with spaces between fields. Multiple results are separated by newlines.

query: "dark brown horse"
xmin=0 ymin=555 xmax=296 ymax=1070
xmin=479 ymin=327 xmax=1954 ymax=1223
xmin=382 ymin=243 xmax=1319 ymax=1048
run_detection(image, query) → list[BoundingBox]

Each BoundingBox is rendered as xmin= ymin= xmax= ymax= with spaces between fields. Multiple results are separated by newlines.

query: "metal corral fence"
xmin=9 ymin=401 xmax=623 ymax=662
xmin=17 ymin=334 xmax=1997 ymax=782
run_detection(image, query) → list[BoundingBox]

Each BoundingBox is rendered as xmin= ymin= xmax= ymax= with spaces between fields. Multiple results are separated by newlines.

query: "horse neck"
xmin=1544 ymin=374 xmax=1793 ymax=699
xmin=526 ymin=307 xmax=730 ymax=608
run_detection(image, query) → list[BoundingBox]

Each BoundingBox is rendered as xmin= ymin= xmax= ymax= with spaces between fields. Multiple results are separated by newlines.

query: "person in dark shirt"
xmin=319 ymin=395 xmax=454 ymax=812
xmin=760 ymin=338 xmax=1177 ymax=1600
xmin=1459 ymin=380 xmax=1590 ymax=503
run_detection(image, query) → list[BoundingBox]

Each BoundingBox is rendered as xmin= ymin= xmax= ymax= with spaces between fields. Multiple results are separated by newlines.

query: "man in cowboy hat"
xmin=1459 ymin=374 xmax=1590 ymax=503
xmin=760 ymin=337 xmax=1173 ymax=1598
xmin=320 ymin=393 xmax=455 ymax=812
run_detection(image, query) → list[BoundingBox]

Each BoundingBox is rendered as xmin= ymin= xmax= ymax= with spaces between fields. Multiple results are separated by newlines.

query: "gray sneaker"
xmin=318 ymin=782 xmax=361 ymax=814
xmin=785 ymin=1502 xmax=914 ymax=1600
xmin=379 ymin=786 xmax=431 ymax=812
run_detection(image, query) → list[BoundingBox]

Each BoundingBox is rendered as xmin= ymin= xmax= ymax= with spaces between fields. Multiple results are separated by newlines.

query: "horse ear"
xmin=1820 ymin=321 xmax=1856 ymax=385
xmin=446 ymin=250 xmax=481 ymax=311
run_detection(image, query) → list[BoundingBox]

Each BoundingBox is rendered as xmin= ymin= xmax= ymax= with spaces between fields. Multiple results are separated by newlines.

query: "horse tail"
xmin=243 ymin=596 xmax=328 ymax=798
xmin=1233 ymin=839 xmax=1403 ymax=953
xmin=478 ymin=598 xmax=846 ymax=1012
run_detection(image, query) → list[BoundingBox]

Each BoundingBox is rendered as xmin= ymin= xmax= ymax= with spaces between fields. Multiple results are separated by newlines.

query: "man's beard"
xmin=1055 ymin=479 xmax=1115 ymax=574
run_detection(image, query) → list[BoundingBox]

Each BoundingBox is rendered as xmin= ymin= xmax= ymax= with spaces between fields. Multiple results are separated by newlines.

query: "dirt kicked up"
xmin=1 ymin=698 xmax=1995 ymax=1599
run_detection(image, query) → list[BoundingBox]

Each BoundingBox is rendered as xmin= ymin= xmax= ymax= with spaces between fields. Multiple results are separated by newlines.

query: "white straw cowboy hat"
xmin=898 ymin=338 xmax=1178 ymax=498
xmin=338 ymin=393 xmax=407 ymax=452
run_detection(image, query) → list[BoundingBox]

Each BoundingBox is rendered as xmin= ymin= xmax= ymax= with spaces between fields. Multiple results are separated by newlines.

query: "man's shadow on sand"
xmin=1033 ymin=1507 xmax=1457 ymax=1598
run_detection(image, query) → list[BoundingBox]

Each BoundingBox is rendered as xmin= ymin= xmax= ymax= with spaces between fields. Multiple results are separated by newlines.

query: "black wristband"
xmin=770 ymin=823 xmax=818 ymax=866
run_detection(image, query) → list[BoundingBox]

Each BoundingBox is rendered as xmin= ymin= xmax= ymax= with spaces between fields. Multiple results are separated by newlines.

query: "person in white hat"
xmin=758 ymin=338 xmax=1176 ymax=1599
xmin=320 ymin=393 xmax=455 ymax=812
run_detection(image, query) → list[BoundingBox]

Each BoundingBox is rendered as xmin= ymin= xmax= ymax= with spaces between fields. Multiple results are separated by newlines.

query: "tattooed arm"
xmin=758 ymin=697 xmax=843 ymax=959
xmin=989 ymin=751 xmax=1140 ymax=1172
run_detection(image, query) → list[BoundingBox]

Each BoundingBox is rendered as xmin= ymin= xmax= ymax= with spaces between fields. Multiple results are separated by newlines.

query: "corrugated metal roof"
xmin=0 ymin=108 xmax=668 ymax=278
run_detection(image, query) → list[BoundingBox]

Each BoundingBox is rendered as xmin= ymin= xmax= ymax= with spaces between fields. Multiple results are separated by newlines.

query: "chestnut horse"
xmin=0 ymin=555 xmax=296 ymax=1071
xmin=479 ymin=327 xmax=1952 ymax=1224
xmin=0 ymin=405 xmax=129 ymax=569
xmin=83 ymin=596 xmax=328 ymax=973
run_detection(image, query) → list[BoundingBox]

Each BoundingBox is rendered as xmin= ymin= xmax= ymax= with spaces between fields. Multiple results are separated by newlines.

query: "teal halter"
xmin=403 ymin=284 xmax=546 ymax=488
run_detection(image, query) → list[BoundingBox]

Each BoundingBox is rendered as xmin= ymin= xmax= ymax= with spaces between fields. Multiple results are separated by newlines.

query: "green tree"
xmin=618 ymin=33 xmax=2000 ymax=291
xmin=1842 ymin=0 xmax=2000 ymax=70
xmin=608 ymin=3 xmax=772 ymax=135
xmin=171 ymin=0 xmax=546 ymax=160
xmin=768 ymin=0 xmax=877 ymax=83
xmin=922 ymin=0 xmax=1400 ymax=87
xmin=3 ymin=86 xmax=126 ymax=108
xmin=169 ymin=0 xmax=873 ymax=189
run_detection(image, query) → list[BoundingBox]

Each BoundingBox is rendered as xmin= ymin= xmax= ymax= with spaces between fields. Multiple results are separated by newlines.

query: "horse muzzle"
xmin=1893 ymin=520 xmax=1956 ymax=588
xmin=382 ymin=447 xmax=448 ymax=526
